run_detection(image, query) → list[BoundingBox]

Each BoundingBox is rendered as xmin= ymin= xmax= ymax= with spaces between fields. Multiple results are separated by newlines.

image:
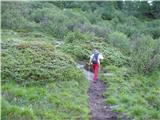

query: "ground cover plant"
xmin=1 ymin=1 xmax=160 ymax=120
xmin=1 ymin=31 xmax=89 ymax=120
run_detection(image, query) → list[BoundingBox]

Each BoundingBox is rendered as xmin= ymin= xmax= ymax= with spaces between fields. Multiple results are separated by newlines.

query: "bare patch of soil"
xmin=88 ymin=80 xmax=118 ymax=120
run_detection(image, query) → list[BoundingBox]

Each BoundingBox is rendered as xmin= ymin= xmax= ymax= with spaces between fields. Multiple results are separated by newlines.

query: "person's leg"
xmin=93 ymin=64 xmax=96 ymax=81
xmin=94 ymin=64 xmax=99 ymax=81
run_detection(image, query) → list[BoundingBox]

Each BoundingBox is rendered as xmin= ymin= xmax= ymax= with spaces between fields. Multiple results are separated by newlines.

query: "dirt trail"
xmin=88 ymin=80 xmax=118 ymax=120
xmin=76 ymin=62 xmax=118 ymax=120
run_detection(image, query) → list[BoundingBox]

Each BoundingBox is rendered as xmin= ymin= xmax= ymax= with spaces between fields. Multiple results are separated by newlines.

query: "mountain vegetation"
xmin=1 ymin=1 xmax=160 ymax=120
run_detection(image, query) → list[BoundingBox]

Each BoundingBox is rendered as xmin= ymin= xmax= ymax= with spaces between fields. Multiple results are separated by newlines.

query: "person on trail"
xmin=89 ymin=49 xmax=104 ymax=83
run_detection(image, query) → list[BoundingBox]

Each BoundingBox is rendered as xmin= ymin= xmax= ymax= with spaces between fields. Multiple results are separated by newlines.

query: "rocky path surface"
xmin=76 ymin=62 xmax=118 ymax=120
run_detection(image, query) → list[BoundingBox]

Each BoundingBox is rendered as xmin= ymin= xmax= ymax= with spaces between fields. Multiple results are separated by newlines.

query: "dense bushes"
xmin=130 ymin=34 xmax=160 ymax=73
xmin=2 ymin=1 xmax=159 ymax=40
xmin=84 ymin=11 xmax=102 ymax=24
xmin=2 ymin=2 xmax=90 ymax=38
xmin=108 ymin=31 xmax=130 ymax=53
xmin=1 ymin=40 xmax=84 ymax=85
xmin=95 ymin=2 xmax=116 ymax=20
xmin=1 ymin=1 xmax=160 ymax=120
xmin=143 ymin=20 xmax=160 ymax=39
xmin=59 ymin=43 xmax=91 ymax=61
xmin=30 ymin=7 xmax=69 ymax=38
xmin=65 ymin=30 xmax=94 ymax=43
xmin=1 ymin=2 xmax=28 ymax=30
xmin=1 ymin=29 xmax=90 ymax=119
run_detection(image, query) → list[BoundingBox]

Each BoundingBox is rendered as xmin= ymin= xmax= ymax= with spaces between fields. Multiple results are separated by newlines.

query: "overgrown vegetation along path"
xmin=77 ymin=62 xmax=118 ymax=120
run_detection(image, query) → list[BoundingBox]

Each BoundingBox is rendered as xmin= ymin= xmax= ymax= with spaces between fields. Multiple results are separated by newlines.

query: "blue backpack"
xmin=92 ymin=53 xmax=99 ymax=64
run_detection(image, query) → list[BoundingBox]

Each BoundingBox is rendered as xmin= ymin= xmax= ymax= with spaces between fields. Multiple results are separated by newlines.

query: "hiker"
xmin=89 ymin=49 xmax=104 ymax=83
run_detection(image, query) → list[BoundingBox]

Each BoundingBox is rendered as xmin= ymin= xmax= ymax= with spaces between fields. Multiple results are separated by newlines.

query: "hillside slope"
xmin=1 ymin=1 xmax=160 ymax=120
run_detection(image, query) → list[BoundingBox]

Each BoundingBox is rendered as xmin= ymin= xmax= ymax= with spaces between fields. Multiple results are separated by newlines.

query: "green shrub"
xmin=108 ymin=31 xmax=130 ymax=53
xmin=1 ymin=29 xmax=90 ymax=119
xmin=84 ymin=11 xmax=102 ymax=24
xmin=30 ymin=7 xmax=68 ymax=38
xmin=113 ymin=10 xmax=127 ymax=24
xmin=116 ymin=24 xmax=139 ymax=37
xmin=101 ymin=47 xmax=128 ymax=67
xmin=64 ymin=9 xmax=90 ymax=31
xmin=130 ymin=34 xmax=160 ymax=73
xmin=90 ymin=25 xmax=107 ymax=38
xmin=95 ymin=3 xmax=115 ymax=20
xmin=65 ymin=30 xmax=94 ymax=43
xmin=1 ymin=2 xmax=28 ymax=30
xmin=144 ymin=27 xmax=160 ymax=39
xmin=113 ymin=14 xmax=143 ymax=37
xmin=59 ymin=43 xmax=91 ymax=61
xmin=1 ymin=40 xmax=84 ymax=85
xmin=143 ymin=20 xmax=160 ymax=39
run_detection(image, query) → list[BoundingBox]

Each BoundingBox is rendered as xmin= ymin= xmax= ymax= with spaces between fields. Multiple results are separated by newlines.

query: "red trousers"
xmin=92 ymin=64 xmax=99 ymax=81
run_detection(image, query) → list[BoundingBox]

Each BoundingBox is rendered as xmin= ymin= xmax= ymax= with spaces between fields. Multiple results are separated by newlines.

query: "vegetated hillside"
xmin=1 ymin=30 xmax=89 ymax=120
xmin=1 ymin=1 xmax=160 ymax=120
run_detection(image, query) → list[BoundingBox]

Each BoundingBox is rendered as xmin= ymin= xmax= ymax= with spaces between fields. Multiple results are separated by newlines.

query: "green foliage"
xmin=90 ymin=24 xmax=108 ymax=38
xmin=130 ymin=105 xmax=146 ymax=116
xmin=84 ymin=11 xmax=101 ymax=24
xmin=65 ymin=30 xmax=94 ymax=43
xmin=108 ymin=31 xmax=130 ymax=53
xmin=101 ymin=46 xmax=128 ymax=67
xmin=130 ymin=34 xmax=160 ymax=73
xmin=1 ymin=2 xmax=39 ymax=32
xmin=151 ymin=1 xmax=160 ymax=19
xmin=122 ymin=1 xmax=151 ymax=18
xmin=30 ymin=7 xmax=68 ymax=38
xmin=101 ymin=67 xmax=160 ymax=120
xmin=105 ymin=97 xmax=118 ymax=105
xmin=143 ymin=20 xmax=160 ymax=39
xmin=1 ymin=2 xmax=91 ymax=38
xmin=115 ymin=15 xmax=142 ymax=37
xmin=95 ymin=2 xmax=116 ymax=20
xmin=2 ymin=80 xmax=89 ymax=120
xmin=1 ymin=1 xmax=160 ymax=120
xmin=1 ymin=30 xmax=90 ymax=119
xmin=1 ymin=39 xmax=85 ymax=85
xmin=2 ymin=98 xmax=36 ymax=120
xmin=59 ymin=40 xmax=128 ymax=67
xmin=59 ymin=43 xmax=91 ymax=61
xmin=116 ymin=24 xmax=138 ymax=37
xmin=1 ymin=2 xmax=28 ymax=30
xmin=63 ymin=9 xmax=90 ymax=31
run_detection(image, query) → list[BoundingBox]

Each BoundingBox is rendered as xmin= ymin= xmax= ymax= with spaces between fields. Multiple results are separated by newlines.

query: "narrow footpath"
xmin=88 ymin=80 xmax=118 ymax=120
xmin=76 ymin=62 xmax=118 ymax=120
